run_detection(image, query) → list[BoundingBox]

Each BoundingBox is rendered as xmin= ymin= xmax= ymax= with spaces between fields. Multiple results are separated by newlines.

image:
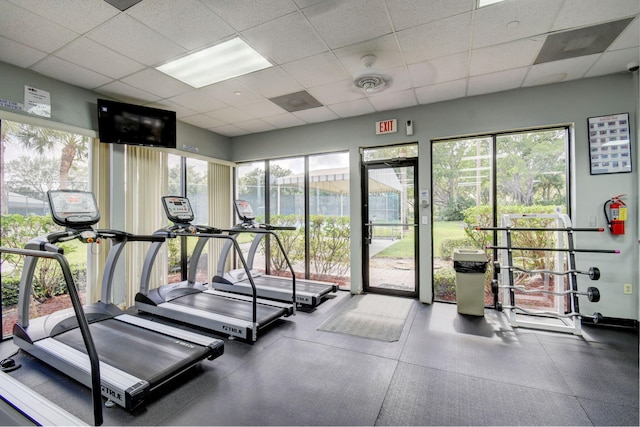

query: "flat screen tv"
xmin=97 ymin=99 xmax=176 ymax=148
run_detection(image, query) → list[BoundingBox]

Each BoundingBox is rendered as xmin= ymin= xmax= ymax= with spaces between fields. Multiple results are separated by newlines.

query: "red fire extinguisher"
xmin=604 ymin=194 xmax=627 ymax=235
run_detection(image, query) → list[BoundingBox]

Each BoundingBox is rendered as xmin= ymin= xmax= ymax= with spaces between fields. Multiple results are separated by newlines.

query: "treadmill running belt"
xmin=54 ymin=319 xmax=209 ymax=385
xmin=172 ymin=293 xmax=285 ymax=324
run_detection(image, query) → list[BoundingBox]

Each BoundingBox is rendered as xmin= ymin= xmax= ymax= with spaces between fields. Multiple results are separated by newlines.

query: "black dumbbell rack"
xmin=480 ymin=213 xmax=615 ymax=335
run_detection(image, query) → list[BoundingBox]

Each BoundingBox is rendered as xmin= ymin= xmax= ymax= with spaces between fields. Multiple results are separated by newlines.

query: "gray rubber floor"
xmin=0 ymin=292 xmax=637 ymax=426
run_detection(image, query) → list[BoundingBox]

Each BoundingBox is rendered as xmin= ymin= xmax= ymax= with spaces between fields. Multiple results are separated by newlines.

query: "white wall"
xmin=232 ymin=73 xmax=639 ymax=321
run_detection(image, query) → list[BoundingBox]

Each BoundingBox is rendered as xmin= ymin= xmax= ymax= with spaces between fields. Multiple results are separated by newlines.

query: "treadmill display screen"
xmin=234 ymin=200 xmax=255 ymax=221
xmin=47 ymin=190 xmax=100 ymax=227
xmin=162 ymin=196 xmax=194 ymax=223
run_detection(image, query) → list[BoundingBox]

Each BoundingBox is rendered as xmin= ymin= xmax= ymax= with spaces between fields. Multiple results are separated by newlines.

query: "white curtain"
xmin=88 ymin=139 xmax=111 ymax=303
xmin=207 ymin=162 xmax=233 ymax=278
xmin=124 ymin=146 xmax=167 ymax=307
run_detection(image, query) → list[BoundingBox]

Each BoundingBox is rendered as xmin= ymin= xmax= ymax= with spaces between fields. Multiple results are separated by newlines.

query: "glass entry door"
xmin=362 ymin=159 xmax=418 ymax=297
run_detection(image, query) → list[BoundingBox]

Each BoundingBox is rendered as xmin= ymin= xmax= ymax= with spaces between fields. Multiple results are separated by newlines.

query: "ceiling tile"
xmin=87 ymin=13 xmax=186 ymax=66
xmin=31 ymin=56 xmax=112 ymax=89
xmin=180 ymin=114 xmax=227 ymax=129
xmin=211 ymin=124 xmax=246 ymax=137
xmin=408 ymin=53 xmax=469 ymax=87
xmin=467 ymin=68 xmax=528 ymax=97
xmin=415 ymin=79 xmax=467 ymax=104
xmin=524 ymin=55 xmax=598 ymax=86
xmin=7 ymin=0 xmax=118 ymax=34
xmin=470 ymin=38 xmax=543 ymax=76
xmin=387 ymin=0 xmax=474 ymax=31
xmin=553 ymin=0 xmax=640 ymax=31
xmin=237 ymin=67 xmax=304 ymax=98
xmin=383 ymin=67 xmax=413 ymax=94
xmin=0 ymin=36 xmax=47 ymax=68
xmin=282 ymin=52 xmax=350 ymax=88
xmin=327 ymin=98 xmax=376 ymax=118
xmin=333 ymin=34 xmax=404 ymax=74
xmin=367 ymin=89 xmax=417 ymax=111
xmin=148 ymin=100 xmax=196 ymax=118
xmin=197 ymin=80 xmax=263 ymax=107
xmin=473 ymin=0 xmax=561 ymax=49
xmin=207 ymin=106 xmax=255 ymax=123
xmin=308 ymin=79 xmax=364 ymax=105
xmin=167 ymin=87 xmax=228 ymax=113
xmin=610 ymin=16 xmax=639 ymax=50
xmin=397 ymin=13 xmax=473 ymax=64
xmin=235 ymin=119 xmax=278 ymax=133
xmin=95 ymin=80 xmax=162 ymax=103
xmin=303 ymin=0 xmax=392 ymax=49
xmin=0 ymin=2 xmax=79 ymax=52
xmin=586 ymin=47 xmax=640 ymax=77
xmin=54 ymin=37 xmax=145 ymax=79
xmin=126 ymin=0 xmax=235 ymax=50
xmin=241 ymin=99 xmax=288 ymax=118
xmin=201 ymin=0 xmax=298 ymax=31
xmin=292 ymin=106 xmax=339 ymax=123
xmin=242 ymin=12 xmax=327 ymax=64
xmin=262 ymin=113 xmax=307 ymax=128
xmin=121 ymin=68 xmax=194 ymax=99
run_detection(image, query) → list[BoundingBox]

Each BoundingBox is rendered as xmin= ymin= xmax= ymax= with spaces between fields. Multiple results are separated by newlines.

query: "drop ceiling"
xmin=0 ymin=0 xmax=638 ymax=137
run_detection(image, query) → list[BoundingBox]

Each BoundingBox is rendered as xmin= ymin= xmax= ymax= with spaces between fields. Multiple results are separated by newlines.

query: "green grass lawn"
xmin=375 ymin=221 xmax=466 ymax=258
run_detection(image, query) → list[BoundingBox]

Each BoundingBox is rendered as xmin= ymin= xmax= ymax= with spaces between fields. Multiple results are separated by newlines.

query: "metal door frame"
xmin=361 ymin=158 xmax=419 ymax=298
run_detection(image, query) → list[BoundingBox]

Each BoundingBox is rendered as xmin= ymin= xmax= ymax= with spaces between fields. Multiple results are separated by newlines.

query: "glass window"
xmin=186 ymin=158 xmax=209 ymax=282
xmin=309 ymin=152 xmax=350 ymax=286
xmin=432 ymin=128 xmax=569 ymax=305
xmin=234 ymin=152 xmax=350 ymax=288
xmin=362 ymin=144 xmax=417 ymax=162
xmin=1 ymin=120 xmax=90 ymax=338
xmin=166 ymin=154 xmax=183 ymax=283
xmin=269 ymin=158 xmax=304 ymax=277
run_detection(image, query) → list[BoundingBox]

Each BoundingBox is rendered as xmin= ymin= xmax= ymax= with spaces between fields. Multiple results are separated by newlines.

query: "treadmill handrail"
xmin=0 ymin=246 xmax=103 ymax=426
xmin=139 ymin=230 xmax=260 ymax=326
xmin=217 ymin=227 xmax=297 ymax=308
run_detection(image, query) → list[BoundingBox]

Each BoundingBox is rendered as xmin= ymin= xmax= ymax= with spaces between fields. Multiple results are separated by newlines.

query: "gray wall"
xmin=232 ymin=73 xmax=639 ymax=321
xmin=0 ymin=61 xmax=231 ymax=160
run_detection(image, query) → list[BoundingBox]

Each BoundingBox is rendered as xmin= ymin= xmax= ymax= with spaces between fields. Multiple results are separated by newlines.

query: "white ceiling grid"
xmin=0 ymin=0 xmax=637 ymax=137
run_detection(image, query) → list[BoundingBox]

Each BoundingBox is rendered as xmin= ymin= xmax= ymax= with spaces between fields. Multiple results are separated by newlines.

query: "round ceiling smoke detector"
xmin=353 ymin=54 xmax=391 ymax=93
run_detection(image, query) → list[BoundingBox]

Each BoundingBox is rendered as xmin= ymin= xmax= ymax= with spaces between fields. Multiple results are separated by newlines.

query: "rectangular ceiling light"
xmin=478 ymin=0 xmax=507 ymax=7
xmin=157 ymin=37 xmax=272 ymax=88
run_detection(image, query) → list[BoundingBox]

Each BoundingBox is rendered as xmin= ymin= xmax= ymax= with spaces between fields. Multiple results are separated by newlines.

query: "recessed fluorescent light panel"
xmin=478 ymin=0 xmax=507 ymax=7
xmin=157 ymin=38 xmax=272 ymax=88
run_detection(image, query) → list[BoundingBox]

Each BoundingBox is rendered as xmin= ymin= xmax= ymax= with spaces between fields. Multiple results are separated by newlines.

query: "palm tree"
xmin=2 ymin=122 xmax=89 ymax=205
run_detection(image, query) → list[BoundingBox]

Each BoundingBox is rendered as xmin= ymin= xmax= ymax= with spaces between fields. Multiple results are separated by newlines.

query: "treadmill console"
xmin=162 ymin=196 xmax=195 ymax=224
xmin=47 ymin=190 xmax=100 ymax=227
xmin=234 ymin=199 xmax=256 ymax=222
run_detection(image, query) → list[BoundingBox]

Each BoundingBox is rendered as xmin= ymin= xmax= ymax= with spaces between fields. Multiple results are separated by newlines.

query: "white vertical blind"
xmin=88 ymin=139 xmax=110 ymax=303
xmin=124 ymin=146 xmax=167 ymax=307
xmin=208 ymin=162 xmax=233 ymax=278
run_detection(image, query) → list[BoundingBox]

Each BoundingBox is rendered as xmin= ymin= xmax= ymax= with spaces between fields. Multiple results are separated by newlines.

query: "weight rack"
xmin=479 ymin=213 xmax=617 ymax=335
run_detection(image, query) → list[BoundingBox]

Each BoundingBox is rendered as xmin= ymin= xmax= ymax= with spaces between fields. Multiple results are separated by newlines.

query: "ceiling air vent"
xmin=535 ymin=18 xmax=634 ymax=65
xmin=269 ymin=91 xmax=323 ymax=113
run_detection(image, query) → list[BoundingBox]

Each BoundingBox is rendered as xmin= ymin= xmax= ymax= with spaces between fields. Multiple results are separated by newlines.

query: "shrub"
xmin=1 ymin=277 xmax=20 ymax=307
xmin=440 ymin=238 xmax=475 ymax=261
xmin=433 ymin=267 xmax=456 ymax=298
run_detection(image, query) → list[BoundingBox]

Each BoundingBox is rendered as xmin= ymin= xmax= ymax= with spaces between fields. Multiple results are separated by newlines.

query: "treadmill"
xmin=211 ymin=199 xmax=338 ymax=306
xmin=135 ymin=196 xmax=293 ymax=343
xmin=0 ymin=370 xmax=88 ymax=426
xmin=13 ymin=190 xmax=224 ymax=411
xmin=0 ymin=245 xmax=101 ymax=426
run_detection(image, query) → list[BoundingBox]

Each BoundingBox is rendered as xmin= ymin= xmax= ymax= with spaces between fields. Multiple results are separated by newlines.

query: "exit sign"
xmin=376 ymin=119 xmax=397 ymax=135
